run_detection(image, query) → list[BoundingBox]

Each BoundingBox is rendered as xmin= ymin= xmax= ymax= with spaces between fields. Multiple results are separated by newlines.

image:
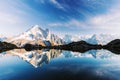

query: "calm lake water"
xmin=0 ymin=49 xmax=120 ymax=80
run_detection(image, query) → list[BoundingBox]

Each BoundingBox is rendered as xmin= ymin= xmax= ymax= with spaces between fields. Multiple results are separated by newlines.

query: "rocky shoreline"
xmin=0 ymin=39 xmax=120 ymax=54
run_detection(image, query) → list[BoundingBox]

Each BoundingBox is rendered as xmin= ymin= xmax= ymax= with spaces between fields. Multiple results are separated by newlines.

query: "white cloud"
xmin=0 ymin=0 xmax=43 ymax=36
xmin=49 ymin=0 xmax=120 ymax=34
xmin=0 ymin=0 xmax=120 ymax=36
xmin=49 ymin=19 xmax=89 ymax=29
xmin=0 ymin=12 xmax=24 ymax=36
xmin=0 ymin=12 xmax=21 ymax=25
xmin=66 ymin=19 xmax=87 ymax=28
xmin=87 ymin=2 xmax=120 ymax=33
xmin=48 ymin=23 xmax=63 ymax=27
xmin=50 ymin=0 xmax=65 ymax=10
xmin=35 ymin=0 xmax=46 ymax=4
xmin=0 ymin=1 xmax=24 ymax=36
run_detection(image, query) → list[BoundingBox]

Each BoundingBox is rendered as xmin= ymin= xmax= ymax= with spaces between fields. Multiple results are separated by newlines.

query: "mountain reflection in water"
xmin=0 ymin=49 xmax=120 ymax=80
xmin=5 ymin=49 xmax=62 ymax=68
xmin=1 ymin=49 xmax=120 ymax=68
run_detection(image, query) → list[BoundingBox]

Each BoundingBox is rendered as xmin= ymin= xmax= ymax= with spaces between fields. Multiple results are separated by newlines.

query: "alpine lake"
xmin=0 ymin=49 xmax=120 ymax=80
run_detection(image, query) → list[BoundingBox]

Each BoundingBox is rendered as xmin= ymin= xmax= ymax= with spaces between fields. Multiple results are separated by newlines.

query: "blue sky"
xmin=0 ymin=0 xmax=120 ymax=36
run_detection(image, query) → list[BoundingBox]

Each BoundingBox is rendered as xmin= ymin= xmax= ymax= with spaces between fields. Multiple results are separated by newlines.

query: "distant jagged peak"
xmin=30 ymin=25 xmax=49 ymax=34
xmin=32 ymin=25 xmax=39 ymax=28
xmin=28 ymin=25 xmax=44 ymax=32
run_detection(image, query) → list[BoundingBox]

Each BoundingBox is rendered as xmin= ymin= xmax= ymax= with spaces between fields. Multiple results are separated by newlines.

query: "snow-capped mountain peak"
xmin=29 ymin=25 xmax=49 ymax=34
xmin=31 ymin=25 xmax=40 ymax=29
xmin=6 ymin=25 xmax=63 ymax=47
xmin=19 ymin=25 xmax=50 ymax=40
xmin=7 ymin=25 xmax=49 ymax=42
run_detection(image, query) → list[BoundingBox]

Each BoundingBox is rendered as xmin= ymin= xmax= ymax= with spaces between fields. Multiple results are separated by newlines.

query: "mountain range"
xmin=63 ymin=34 xmax=120 ymax=45
xmin=0 ymin=25 xmax=119 ymax=47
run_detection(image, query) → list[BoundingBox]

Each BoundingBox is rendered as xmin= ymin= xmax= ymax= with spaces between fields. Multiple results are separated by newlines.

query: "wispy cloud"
xmin=49 ymin=19 xmax=89 ymax=29
xmin=50 ymin=0 xmax=65 ymax=10
xmin=0 ymin=0 xmax=46 ymax=36
xmin=0 ymin=1 xmax=24 ymax=36
xmin=48 ymin=0 xmax=120 ymax=34
xmin=87 ymin=2 xmax=120 ymax=33
xmin=35 ymin=0 xmax=46 ymax=4
xmin=36 ymin=0 xmax=65 ymax=10
xmin=0 ymin=0 xmax=119 ymax=36
xmin=0 ymin=12 xmax=21 ymax=25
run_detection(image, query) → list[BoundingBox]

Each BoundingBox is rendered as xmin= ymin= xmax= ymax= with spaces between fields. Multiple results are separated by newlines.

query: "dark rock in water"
xmin=52 ymin=40 xmax=103 ymax=53
xmin=23 ymin=43 xmax=43 ymax=51
xmin=0 ymin=41 xmax=18 ymax=52
xmin=104 ymin=39 xmax=120 ymax=54
xmin=106 ymin=39 xmax=120 ymax=46
xmin=23 ymin=44 xmax=33 ymax=51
